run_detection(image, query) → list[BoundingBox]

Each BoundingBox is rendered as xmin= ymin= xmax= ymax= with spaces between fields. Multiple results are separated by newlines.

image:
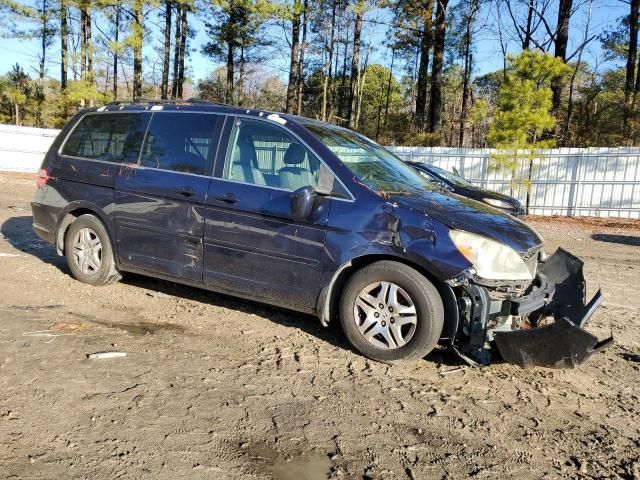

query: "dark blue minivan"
xmin=31 ymin=100 xmax=610 ymax=368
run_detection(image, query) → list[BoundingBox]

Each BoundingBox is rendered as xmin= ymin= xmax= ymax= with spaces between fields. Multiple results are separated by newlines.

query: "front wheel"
xmin=339 ymin=261 xmax=444 ymax=363
xmin=64 ymin=214 xmax=121 ymax=286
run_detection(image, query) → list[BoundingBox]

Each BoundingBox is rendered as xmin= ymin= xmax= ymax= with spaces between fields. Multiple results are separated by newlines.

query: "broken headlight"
xmin=449 ymin=230 xmax=533 ymax=281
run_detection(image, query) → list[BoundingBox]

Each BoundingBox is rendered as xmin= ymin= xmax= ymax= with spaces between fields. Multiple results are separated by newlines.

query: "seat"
xmin=229 ymin=137 xmax=266 ymax=185
xmin=278 ymin=143 xmax=315 ymax=190
xmin=171 ymin=151 xmax=205 ymax=175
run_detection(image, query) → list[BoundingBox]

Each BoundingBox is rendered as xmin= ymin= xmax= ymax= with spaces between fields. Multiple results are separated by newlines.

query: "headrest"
xmin=233 ymin=136 xmax=256 ymax=165
xmin=173 ymin=152 xmax=204 ymax=174
xmin=283 ymin=143 xmax=306 ymax=165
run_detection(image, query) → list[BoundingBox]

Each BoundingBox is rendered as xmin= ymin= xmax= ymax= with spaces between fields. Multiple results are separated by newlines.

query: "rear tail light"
xmin=36 ymin=168 xmax=50 ymax=188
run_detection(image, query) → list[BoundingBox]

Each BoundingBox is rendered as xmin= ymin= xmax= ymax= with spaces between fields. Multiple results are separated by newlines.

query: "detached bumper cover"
xmin=494 ymin=311 xmax=613 ymax=369
xmin=494 ymin=249 xmax=612 ymax=368
xmin=455 ymin=248 xmax=612 ymax=369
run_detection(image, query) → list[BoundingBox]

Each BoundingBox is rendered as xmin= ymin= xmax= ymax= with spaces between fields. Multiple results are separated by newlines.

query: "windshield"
xmin=428 ymin=165 xmax=473 ymax=187
xmin=303 ymin=123 xmax=434 ymax=195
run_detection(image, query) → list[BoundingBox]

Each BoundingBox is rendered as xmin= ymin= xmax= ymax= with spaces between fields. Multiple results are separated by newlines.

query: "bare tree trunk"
xmin=564 ymin=0 xmax=591 ymax=145
xmin=226 ymin=42 xmax=234 ymax=103
xmin=113 ymin=4 xmax=120 ymax=98
xmin=161 ymin=0 xmax=172 ymax=99
xmin=60 ymin=0 xmax=68 ymax=90
xmin=238 ymin=45 xmax=245 ymax=104
xmin=348 ymin=0 xmax=363 ymax=128
xmin=384 ymin=48 xmax=395 ymax=126
xmin=171 ymin=3 xmax=182 ymax=98
xmin=523 ymin=0 xmax=534 ymax=49
xmin=285 ymin=0 xmax=301 ymax=113
xmin=39 ymin=0 xmax=47 ymax=82
xmin=458 ymin=2 xmax=477 ymax=147
xmin=80 ymin=6 xmax=87 ymax=81
xmin=552 ymin=0 xmax=572 ymax=114
xmin=296 ymin=0 xmax=308 ymax=115
xmin=87 ymin=10 xmax=93 ymax=86
xmin=414 ymin=0 xmax=434 ymax=131
xmin=427 ymin=0 xmax=448 ymax=135
xmin=337 ymin=16 xmax=349 ymax=121
xmin=624 ymin=0 xmax=639 ymax=136
xmin=177 ymin=5 xmax=187 ymax=98
xmin=459 ymin=51 xmax=471 ymax=146
xmin=132 ymin=0 xmax=143 ymax=98
xmin=322 ymin=0 xmax=337 ymax=121
xmin=354 ymin=45 xmax=370 ymax=131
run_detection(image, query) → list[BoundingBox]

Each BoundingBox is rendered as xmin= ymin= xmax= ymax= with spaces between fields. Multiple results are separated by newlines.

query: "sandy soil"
xmin=1 ymin=172 xmax=639 ymax=480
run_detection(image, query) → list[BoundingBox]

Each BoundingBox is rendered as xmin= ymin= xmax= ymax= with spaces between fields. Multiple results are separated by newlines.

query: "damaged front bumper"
xmin=449 ymin=248 xmax=613 ymax=368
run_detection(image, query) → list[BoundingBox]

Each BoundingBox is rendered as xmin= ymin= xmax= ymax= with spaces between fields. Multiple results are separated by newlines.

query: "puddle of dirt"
xmin=7 ymin=306 xmax=185 ymax=336
xmin=249 ymin=446 xmax=331 ymax=480
xmin=271 ymin=455 xmax=331 ymax=480
xmin=10 ymin=304 xmax=64 ymax=311
xmin=90 ymin=319 xmax=185 ymax=335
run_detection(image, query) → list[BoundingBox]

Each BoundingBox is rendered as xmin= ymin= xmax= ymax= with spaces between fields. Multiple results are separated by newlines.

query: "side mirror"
xmin=290 ymin=186 xmax=317 ymax=221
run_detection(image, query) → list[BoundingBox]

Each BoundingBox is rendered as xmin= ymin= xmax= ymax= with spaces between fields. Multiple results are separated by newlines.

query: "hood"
xmin=389 ymin=190 xmax=542 ymax=253
xmin=455 ymin=185 xmax=520 ymax=206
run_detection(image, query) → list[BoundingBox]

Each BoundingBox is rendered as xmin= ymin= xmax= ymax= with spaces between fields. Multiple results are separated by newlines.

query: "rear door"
xmin=203 ymin=117 xmax=330 ymax=310
xmin=114 ymin=112 xmax=224 ymax=281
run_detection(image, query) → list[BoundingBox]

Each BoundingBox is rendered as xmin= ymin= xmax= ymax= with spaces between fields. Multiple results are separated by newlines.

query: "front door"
xmin=203 ymin=117 xmax=330 ymax=310
xmin=114 ymin=112 xmax=224 ymax=281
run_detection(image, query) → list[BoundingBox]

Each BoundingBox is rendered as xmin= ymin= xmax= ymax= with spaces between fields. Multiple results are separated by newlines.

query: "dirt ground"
xmin=0 ymin=172 xmax=639 ymax=480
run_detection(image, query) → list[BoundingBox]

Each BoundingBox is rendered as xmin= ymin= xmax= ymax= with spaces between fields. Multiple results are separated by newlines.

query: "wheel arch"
xmin=56 ymin=203 xmax=113 ymax=255
xmin=316 ymin=254 xmax=458 ymax=341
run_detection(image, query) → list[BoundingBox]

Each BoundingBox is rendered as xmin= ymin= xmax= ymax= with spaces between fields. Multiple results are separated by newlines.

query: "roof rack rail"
xmin=105 ymin=97 xmax=226 ymax=107
xmin=184 ymin=97 xmax=226 ymax=106
xmin=106 ymin=98 xmax=171 ymax=106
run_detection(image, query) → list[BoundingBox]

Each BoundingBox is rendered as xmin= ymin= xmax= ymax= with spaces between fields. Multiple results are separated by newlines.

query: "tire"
xmin=64 ymin=214 xmax=121 ymax=286
xmin=339 ymin=261 xmax=444 ymax=363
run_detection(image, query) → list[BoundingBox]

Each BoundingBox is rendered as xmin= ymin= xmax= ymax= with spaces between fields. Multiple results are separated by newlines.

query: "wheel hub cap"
xmin=72 ymin=227 xmax=103 ymax=275
xmin=353 ymin=281 xmax=417 ymax=350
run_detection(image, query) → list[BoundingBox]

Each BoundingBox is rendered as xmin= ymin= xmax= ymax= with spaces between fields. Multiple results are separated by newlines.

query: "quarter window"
xmin=223 ymin=118 xmax=320 ymax=191
xmin=62 ymin=113 xmax=147 ymax=163
xmin=140 ymin=113 xmax=221 ymax=175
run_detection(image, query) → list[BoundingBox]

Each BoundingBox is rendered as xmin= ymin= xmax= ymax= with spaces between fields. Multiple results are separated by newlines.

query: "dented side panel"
xmin=321 ymin=193 xmax=473 ymax=285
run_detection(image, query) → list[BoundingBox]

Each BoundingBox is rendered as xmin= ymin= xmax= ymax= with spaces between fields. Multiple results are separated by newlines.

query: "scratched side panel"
xmin=114 ymin=165 xmax=210 ymax=282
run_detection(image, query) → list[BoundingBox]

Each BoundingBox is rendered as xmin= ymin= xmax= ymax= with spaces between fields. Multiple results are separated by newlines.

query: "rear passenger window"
xmin=140 ymin=113 xmax=221 ymax=175
xmin=62 ymin=113 xmax=147 ymax=163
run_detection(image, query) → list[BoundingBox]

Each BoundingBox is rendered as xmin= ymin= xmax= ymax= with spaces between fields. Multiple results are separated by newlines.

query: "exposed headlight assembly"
xmin=449 ymin=230 xmax=533 ymax=281
xmin=483 ymin=198 xmax=514 ymax=209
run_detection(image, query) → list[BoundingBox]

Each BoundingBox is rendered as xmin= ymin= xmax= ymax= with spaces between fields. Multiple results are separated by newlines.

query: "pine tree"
xmin=488 ymin=51 xmax=570 ymax=213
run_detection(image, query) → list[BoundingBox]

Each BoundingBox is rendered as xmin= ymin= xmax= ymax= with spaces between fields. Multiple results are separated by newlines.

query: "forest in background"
xmin=1 ymin=0 xmax=640 ymax=148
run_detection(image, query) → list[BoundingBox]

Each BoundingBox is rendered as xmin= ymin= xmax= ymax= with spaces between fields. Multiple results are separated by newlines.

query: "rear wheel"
xmin=339 ymin=261 xmax=444 ymax=363
xmin=64 ymin=214 xmax=121 ymax=286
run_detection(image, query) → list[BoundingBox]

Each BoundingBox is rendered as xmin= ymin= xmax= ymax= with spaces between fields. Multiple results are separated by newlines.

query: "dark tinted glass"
xmin=140 ymin=113 xmax=221 ymax=175
xmin=62 ymin=113 xmax=147 ymax=163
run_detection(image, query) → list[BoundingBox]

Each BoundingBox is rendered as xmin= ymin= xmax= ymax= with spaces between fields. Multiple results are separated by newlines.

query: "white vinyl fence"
xmin=0 ymin=124 xmax=60 ymax=173
xmin=1 ymin=125 xmax=639 ymax=218
xmin=388 ymin=147 xmax=640 ymax=219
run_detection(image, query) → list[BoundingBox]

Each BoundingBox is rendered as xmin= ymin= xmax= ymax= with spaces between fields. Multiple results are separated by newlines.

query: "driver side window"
xmin=223 ymin=118 xmax=320 ymax=191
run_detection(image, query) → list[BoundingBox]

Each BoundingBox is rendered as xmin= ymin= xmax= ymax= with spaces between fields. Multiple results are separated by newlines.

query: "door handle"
xmin=213 ymin=193 xmax=239 ymax=204
xmin=176 ymin=187 xmax=195 ymax=197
